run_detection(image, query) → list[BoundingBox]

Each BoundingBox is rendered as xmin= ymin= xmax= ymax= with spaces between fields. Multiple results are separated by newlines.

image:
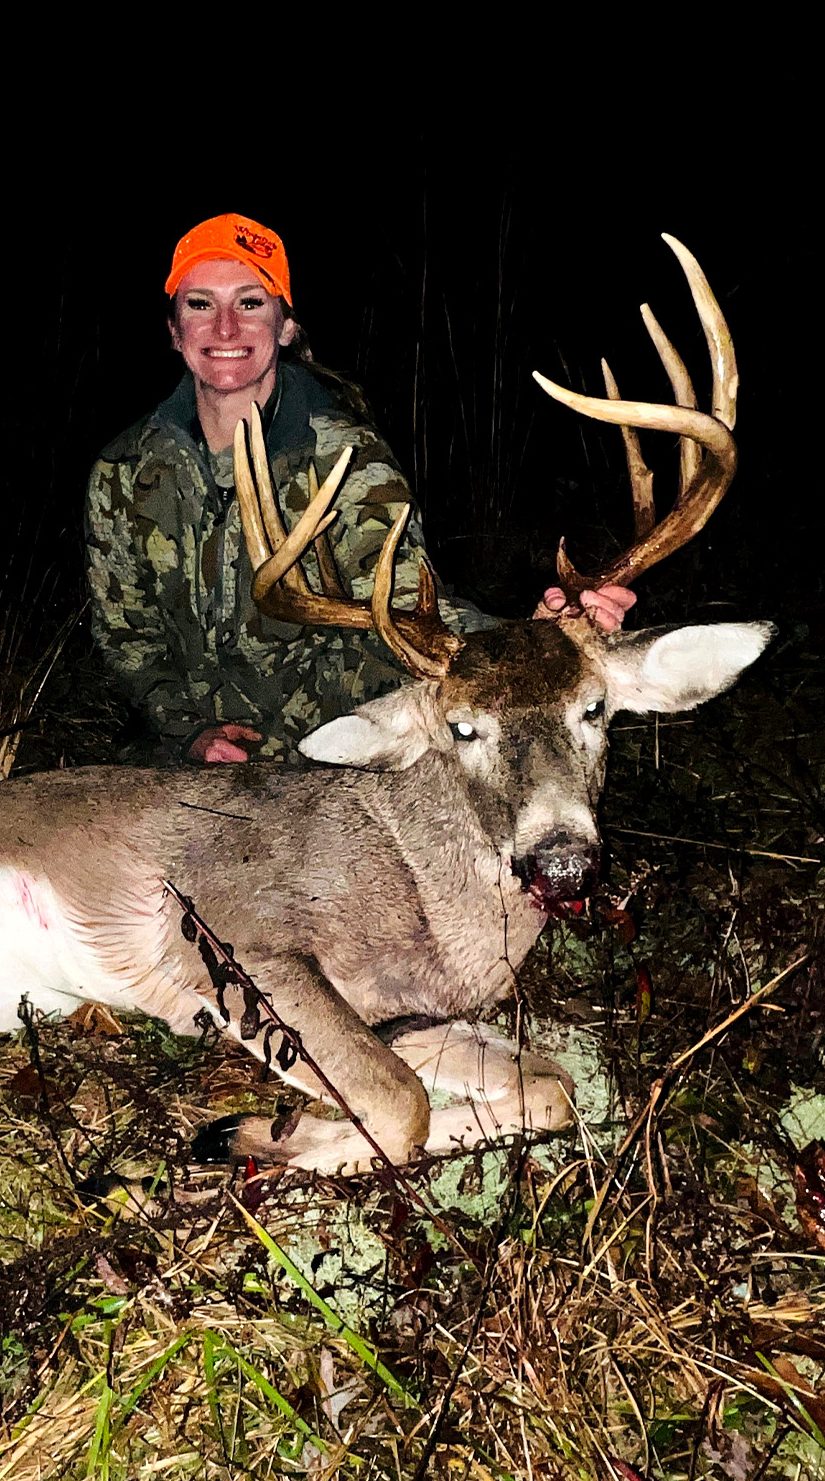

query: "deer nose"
xmin=511 ymin=833 xmax=602 ymax=908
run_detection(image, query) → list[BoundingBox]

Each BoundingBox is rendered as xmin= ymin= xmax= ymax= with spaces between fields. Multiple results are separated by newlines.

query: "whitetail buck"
xmin=0 ymin=237 xmax=772 ymax=1174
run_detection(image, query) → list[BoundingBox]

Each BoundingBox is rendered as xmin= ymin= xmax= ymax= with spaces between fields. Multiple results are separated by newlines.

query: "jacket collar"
xmin=150 ymin=372 xmax=284 ymax=447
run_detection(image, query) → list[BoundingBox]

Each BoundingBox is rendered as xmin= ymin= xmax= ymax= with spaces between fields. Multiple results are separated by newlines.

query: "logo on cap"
xmin=234 ymin=225 xmax=278 ymax=261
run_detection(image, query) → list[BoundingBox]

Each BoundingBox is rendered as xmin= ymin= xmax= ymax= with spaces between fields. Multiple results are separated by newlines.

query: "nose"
xmin=511 ymin=831 xmax=603 ymax=908
xmin=215 ymin=303 xmax=239 ymax=339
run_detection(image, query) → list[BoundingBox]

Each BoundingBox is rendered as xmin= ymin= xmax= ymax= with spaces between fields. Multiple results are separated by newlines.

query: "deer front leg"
xmin=390 ymin=1020 xmax=575 ymax=1153
xmin=194 ymin=953 xmax=431 ymax=1175
xmin=274 ymin=1019 xmax=573 ymax=1172
xmin=216 ymin=1018 xmax=575 ymax=1177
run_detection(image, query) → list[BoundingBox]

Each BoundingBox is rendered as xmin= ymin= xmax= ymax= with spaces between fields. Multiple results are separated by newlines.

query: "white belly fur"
xmin=0 ymin=866 xmax=203 ymax=1037
xmin=0 ymin=867 xmax=98 ymax=1029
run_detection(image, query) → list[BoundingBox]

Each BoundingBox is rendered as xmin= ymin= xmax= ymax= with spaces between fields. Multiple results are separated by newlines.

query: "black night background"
xmin=1 ymin=102 xmax=820 ymax=718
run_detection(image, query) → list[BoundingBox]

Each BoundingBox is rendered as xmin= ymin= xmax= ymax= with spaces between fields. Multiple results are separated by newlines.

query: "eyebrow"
xmin=182 ymin=283 xmax=267 ymax=299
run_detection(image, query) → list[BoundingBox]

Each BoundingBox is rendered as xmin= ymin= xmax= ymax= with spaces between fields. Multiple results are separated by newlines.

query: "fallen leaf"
xmin=606 ymin=1460 xmax=649 ymax=1481
xmin=636 ymin=964 xmax=653 ymax=1027
xmin=600 ymin=905 xmax=638 ymax=944
xmin=95 ymin=1254 xmax=130 ymax=1296
xmin=745 ymin=1351 xmax=825 ymax=1437
xmin=67 ymin=1002 xmax=124 ymax=1036
xmin=794 ymin=1139 xmax=825 ymax=1249
xmin=7 ymin=1065 xmax=58 ymax=1106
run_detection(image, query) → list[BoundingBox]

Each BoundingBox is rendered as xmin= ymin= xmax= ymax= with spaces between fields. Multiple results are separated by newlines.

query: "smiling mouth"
xmin=203 ymin=349 xmax=252 ymax=359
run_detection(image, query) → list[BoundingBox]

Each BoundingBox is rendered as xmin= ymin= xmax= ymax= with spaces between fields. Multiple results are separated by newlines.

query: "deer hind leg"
xmin=389 ymin=1020 xmax=575 ymax=1155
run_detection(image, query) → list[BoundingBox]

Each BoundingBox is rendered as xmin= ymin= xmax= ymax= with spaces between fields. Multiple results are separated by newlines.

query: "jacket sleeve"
xmin=280 ymin=407 xmax=498 ymax=635
xmin=85 ymin=454 xmax=219 ymax=753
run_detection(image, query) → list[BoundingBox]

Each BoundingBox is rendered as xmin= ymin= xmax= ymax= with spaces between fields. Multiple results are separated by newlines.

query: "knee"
xmin=376 ymin=1071 xmax=431 ymax=1162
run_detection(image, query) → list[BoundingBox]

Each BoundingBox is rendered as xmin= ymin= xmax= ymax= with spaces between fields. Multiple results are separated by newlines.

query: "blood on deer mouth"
xmin=511 ymin=841 xmax=602 ymax=914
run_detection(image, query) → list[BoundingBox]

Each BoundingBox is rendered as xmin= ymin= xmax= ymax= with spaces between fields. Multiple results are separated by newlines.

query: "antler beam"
xmin=234 ymin=404 xmax=463 ymax=680
xmin=533 ymin=234 xmax=738 ymax=598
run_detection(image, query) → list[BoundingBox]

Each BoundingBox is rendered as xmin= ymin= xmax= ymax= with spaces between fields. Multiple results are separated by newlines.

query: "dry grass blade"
xmin=580 ymin=952 xmax=811 ymax=1252
xmin=610 ymin=825 xmax=822 ymax=866
xmin=0 ymin=606 xmax=84 ymax=780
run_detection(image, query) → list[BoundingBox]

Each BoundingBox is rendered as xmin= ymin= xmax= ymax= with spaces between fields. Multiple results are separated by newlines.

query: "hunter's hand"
xmin=188 ymin=724 xmax=263 ymax=764
xmin=533 ymin=584 xmax=637 ymax=634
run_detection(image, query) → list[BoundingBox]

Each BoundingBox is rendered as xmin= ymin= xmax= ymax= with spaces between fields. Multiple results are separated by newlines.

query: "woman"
xmin=86 ymin=213 xmax=633 ymax=765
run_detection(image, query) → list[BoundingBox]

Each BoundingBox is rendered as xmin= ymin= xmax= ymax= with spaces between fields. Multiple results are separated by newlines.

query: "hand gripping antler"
xmin=533 ymin=234 xmax=738 ymax=598
xmin=233 ymin=403 xmax=464 ymax=679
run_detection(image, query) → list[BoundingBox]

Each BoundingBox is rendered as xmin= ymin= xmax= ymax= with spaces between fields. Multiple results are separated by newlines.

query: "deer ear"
xmin=605 ymin=622 xmax=776 ymax=714
xmin=299 ymin=685 xmax=445 ymax=770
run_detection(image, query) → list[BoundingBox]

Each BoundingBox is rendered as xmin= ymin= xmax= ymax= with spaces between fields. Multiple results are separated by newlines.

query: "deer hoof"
xmin=190 ymin=1109 xmax=300 ymax=1165
xmin=186 ymin=1113 xmax=238 ymax=1161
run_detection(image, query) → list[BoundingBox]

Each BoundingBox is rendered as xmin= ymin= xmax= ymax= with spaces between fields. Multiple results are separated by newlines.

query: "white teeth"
xmin=206 ymin=349 xmax=249 ymax=358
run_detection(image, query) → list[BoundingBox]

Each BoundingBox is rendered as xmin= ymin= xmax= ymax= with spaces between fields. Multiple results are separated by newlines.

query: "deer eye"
xmin=450 ymin=721 xmax=478 ymax=742
xmin=583 ymin=699 xmax=605 ymax=722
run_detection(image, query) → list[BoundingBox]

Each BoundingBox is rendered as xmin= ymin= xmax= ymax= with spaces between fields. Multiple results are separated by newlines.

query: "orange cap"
xmin=164 ymin=213 xmax=292 ymax=304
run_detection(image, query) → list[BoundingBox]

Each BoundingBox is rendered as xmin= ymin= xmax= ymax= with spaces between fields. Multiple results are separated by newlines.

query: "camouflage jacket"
xmin=86 ymin=363 xmax=494 ymax=763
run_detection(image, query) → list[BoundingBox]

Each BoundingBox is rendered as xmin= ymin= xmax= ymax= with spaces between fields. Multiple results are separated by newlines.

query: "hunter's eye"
xmin=450 ymin=721 xmax=478 ymax=742
xmin=583 ymin=699 xmax=605 ymax=722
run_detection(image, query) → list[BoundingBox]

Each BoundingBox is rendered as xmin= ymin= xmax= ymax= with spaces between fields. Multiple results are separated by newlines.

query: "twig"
xmin=410 ymin=1150 xmax=526 ymax=1480
xmin=609 ymin=826 xmax=821 ymax=866
xmin=667 ymin=952 xmax=809 ymax=1071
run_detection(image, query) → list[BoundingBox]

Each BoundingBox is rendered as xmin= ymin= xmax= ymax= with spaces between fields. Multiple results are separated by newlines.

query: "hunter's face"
xmin=171 ymin=260 xmax=294 ymax=396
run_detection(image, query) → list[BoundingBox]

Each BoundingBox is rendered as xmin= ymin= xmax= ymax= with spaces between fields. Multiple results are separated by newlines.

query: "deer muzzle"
xmin=511 ymin=833 xmax=603 ymax=912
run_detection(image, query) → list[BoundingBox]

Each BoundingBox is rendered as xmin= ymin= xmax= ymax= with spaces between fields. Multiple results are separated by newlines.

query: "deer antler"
xmin=233 ymin=403 xmax=464 ymax=680
xmin=533 ymin=234 xmax=738 ymax=598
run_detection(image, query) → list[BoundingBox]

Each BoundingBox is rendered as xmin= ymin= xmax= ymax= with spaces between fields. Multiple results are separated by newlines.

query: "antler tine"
xmin=533 ymin=235 xmax=738 ymax=598
xmin=234 ymin=417 xmax=272 ymax=574
xmin=605 ymin=299 xmax=702 ymax=526
xmin=253 ymin=405 xmax=309 ymax=595
xmin=415 ymin=559 xmax=439 ymax=617
xmin=662 ymin=233 xmax=738 ymax=430
xmin=233 ymin=407 xmax=349 ymax=601
xmin=233 ymin=413 xmax=464 ymax=680
xmin=371 ymin=508 xmax=461 ymax=679
xmin=307 ymin=462 xmax=348 ymax=600
xmin=639 ymin=302 xmax=701 ymax=496
xmin=601 ymin=357 xmax=656 ymax=538
xmin=249 ymin=452 xmax=349 ymax=605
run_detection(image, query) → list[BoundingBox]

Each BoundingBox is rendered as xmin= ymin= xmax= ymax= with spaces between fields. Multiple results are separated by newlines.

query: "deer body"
xmin=0 ymin=755 xmax=528 ymax=1029
xmin=0 ymin=625 xmax=594 ymax=1063
xmin=0 ymin=617 xmax=772 ymax=1172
